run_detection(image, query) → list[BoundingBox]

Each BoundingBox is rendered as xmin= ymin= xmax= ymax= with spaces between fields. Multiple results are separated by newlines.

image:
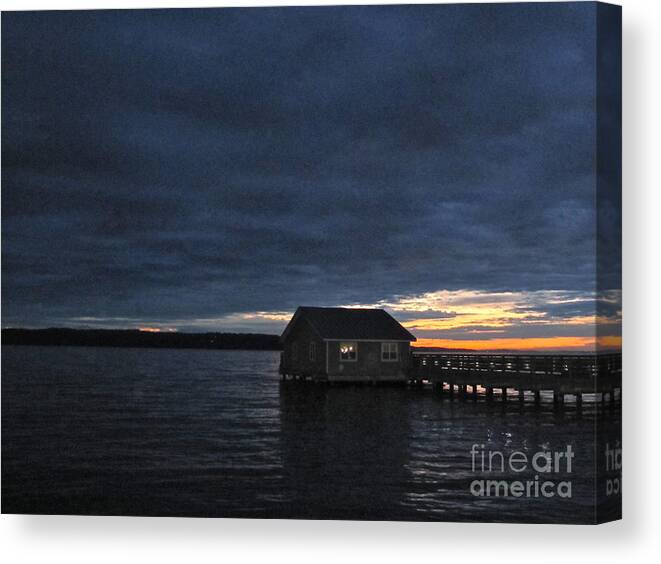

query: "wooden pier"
xmin=409 ymin=352 xmax=622 ymax=406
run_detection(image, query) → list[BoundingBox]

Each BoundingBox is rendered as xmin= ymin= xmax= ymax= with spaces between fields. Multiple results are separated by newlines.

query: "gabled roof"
xmin=281 ymin=306 xmax=416 ymax=342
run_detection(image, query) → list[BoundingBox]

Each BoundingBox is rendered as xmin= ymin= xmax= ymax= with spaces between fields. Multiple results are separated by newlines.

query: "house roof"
xmin=281 ymin=306 xmax=417 ymax=342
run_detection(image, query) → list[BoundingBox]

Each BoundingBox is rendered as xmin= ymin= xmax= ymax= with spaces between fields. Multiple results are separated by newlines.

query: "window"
xmin=309 ymin=342 xmax=316 ymax=362
xmin=381 ymin=342 xmax=398 ymax=361
xmin=292 ymin=342 xmax=298 ymax=362
xmin=339 ymin=342 xmax=357 ymax=362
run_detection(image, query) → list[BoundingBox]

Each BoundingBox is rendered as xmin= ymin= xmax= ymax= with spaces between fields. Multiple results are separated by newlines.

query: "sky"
xmin=1 ymin=4 xmax=621 ymax=351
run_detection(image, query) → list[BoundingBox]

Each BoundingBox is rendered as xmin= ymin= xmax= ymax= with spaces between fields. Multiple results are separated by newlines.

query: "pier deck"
xmin=409 ymin=352 xmax=622 ymax=404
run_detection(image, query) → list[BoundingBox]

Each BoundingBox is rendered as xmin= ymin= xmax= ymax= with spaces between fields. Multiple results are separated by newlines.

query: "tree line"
xmin=1 ymin=328 xmax=282 ymax=351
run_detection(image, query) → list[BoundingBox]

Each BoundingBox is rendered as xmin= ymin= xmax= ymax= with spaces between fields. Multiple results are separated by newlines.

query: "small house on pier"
xmin=279 ymin=306 xmax=416 ymax=383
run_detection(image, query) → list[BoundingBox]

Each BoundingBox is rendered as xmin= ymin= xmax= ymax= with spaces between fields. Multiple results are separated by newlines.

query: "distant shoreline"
xmin=1 ymin=328 xmax=282 ymax=351
xmin=2 ymin=328 xmax=618 ymax=355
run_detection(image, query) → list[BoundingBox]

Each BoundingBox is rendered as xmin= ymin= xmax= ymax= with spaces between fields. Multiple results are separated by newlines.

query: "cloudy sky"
xmin=1 ymin=4 xmax=621 ymax=350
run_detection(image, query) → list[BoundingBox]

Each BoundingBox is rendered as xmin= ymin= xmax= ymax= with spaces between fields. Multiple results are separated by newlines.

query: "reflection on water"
xmin=1 ymin=346 xmax=620 ymax=522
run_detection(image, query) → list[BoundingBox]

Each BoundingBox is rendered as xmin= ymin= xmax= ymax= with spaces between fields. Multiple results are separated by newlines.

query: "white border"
xmin=2 ymin=1 xmax=660 ymax=563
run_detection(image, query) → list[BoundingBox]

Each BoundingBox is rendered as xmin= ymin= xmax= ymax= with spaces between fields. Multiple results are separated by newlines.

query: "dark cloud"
xmin=1 ymin=4 xmax=620 ymax=330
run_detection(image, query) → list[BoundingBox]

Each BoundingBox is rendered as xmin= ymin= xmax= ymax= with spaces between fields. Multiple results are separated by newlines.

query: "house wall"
xmin=326 ymin=340 xmax=411 ymax=382
xmin=281 ymin=319 xmax=326 ymax=377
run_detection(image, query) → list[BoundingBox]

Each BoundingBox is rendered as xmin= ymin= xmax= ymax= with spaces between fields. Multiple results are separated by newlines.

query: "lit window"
xmin=381 ymin=342 xmax=398 ymax=361
xmin=339 ymin=342 xmax=357 ymax=362
xmin=309 ymin=342 xmax=316 ymax=361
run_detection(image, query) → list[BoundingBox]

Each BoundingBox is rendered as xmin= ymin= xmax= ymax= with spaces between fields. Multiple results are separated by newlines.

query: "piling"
xmin=553 ymin=391 xmax=564 ymax=407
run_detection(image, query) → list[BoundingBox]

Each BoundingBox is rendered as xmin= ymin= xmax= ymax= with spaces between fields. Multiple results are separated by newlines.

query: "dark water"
xmin=2 ymin=346 xmax=621 ymax=522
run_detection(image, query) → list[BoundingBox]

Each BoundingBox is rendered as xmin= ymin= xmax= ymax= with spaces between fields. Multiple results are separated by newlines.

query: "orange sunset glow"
xmin=336 ymin=289 xmax=622 ymax=352
xmin=413 ymin=336 xmax=622 ymax=352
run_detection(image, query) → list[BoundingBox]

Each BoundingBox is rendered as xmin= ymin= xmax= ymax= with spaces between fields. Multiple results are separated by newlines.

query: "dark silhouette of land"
xmin=1 ymin=328 xmax=281 ymax=351
xmin=411 ymin=346 xmax=478 ymax=353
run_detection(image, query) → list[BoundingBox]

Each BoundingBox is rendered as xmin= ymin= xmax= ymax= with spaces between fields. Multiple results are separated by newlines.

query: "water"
xmin=1 ymin=346 xmax=620 ymax=522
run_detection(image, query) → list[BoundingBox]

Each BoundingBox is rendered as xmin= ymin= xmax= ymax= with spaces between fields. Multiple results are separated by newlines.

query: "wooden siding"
xmin=280 ymin=318 xmax=325 ymax=378
xmin=325 ymin=340 xmax=411 ymax=382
